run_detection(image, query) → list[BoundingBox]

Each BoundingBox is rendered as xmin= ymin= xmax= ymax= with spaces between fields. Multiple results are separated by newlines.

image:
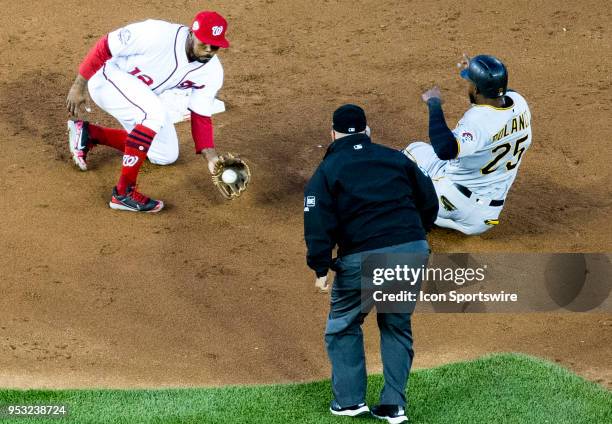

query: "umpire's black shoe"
xmin=371 ymin=404 xmax=409 ymax=423
xmin=329 ymin=399 xmax=370 ymax=417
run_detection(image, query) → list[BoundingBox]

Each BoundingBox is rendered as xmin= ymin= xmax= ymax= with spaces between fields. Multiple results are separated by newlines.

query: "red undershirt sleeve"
xmin=78 ymin=35 xmax=112 ymax=80
xmin=190 ymin=110 xmax=214 ymax=153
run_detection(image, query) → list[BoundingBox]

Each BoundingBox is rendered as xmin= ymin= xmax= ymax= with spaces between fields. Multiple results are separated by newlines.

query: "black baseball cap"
xmin=332 ymin=104 xmax=367 ymax=134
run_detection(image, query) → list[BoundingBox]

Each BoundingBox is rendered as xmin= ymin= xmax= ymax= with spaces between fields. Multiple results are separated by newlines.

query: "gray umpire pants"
xmin=325 ymin=240 xmax=430 ymax=407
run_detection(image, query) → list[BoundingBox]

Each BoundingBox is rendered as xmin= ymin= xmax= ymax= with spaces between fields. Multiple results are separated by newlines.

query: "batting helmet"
xmin=460 ymin=55 xmax=508 ymax=98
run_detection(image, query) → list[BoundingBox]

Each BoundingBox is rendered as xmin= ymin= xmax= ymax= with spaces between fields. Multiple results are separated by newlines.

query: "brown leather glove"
xmin=211 ymin=153 xmax=251 ymax=199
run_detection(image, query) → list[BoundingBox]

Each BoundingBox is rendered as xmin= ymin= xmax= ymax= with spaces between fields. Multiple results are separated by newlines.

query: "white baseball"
xmin=221 ymin=169 xmax=238 ymax=184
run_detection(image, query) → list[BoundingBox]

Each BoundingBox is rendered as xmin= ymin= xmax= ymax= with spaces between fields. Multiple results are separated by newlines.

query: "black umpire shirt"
xmin=304 ymin=133 xmax=439 ymax=277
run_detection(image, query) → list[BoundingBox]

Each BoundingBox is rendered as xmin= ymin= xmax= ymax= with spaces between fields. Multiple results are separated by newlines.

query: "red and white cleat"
xmin=67 ymin=120 xmax=90 ymax=171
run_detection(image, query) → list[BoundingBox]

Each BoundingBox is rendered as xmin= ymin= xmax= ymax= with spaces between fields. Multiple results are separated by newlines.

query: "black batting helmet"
xmin=460 ymin=55 xmax=508 ymax=98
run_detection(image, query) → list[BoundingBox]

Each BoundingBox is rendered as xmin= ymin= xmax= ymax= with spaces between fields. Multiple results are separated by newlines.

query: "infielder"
xmin=66 ymin=11 xmax=247 ymax=212
xmin=404 ymin=54 xmax=532 ymax=234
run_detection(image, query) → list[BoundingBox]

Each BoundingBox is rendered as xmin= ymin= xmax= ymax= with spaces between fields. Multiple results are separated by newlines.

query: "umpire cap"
xmin=460 ymin=55 xmax=508 ymax=98
xmin=333 ymin=104 xmax=367 ymax=134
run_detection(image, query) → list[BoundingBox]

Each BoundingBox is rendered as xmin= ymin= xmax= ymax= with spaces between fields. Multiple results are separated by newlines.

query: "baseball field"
xmin=0 ymin=0 xmax=611 ymax=422
xmin=1 ymin=354 xmax=611 ymax=423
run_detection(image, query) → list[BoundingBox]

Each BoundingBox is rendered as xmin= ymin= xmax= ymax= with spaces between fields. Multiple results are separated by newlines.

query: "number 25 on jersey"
xmin=481 ymin=135 xmax=529 ymax=175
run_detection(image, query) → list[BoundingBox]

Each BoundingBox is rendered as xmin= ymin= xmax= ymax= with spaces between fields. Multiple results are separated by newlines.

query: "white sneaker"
xmin=329 ymin=400 xmax=370 ymax=417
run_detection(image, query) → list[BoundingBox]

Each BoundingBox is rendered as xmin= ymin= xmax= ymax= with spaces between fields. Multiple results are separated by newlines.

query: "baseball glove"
xmin=211 ymin=153 xmax=251 ymax=199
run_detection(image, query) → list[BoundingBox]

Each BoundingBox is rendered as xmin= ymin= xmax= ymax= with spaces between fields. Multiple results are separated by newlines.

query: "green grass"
xmin=0 ymin=353 xmax=610 ymax=423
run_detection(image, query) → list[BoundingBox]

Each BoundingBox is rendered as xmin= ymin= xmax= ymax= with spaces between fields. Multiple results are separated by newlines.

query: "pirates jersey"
xmin=446 ymin=91 xmax=532 ymax=199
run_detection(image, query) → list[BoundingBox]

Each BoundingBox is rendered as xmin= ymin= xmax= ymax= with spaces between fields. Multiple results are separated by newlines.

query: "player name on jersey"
xmin=492 ymin=111 xmax=530 ymax=142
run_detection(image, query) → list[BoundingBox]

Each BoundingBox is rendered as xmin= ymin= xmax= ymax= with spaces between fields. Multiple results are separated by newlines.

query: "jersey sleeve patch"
xmin=107 ymin=20 xmax=161 ymax=57
xmin=460 ymin=131 xmax=474 ymax=143
xmin=118 ymin=28 xmax=131 ymax=46
xmin=453 ymin=115 xmax=485 ymax=158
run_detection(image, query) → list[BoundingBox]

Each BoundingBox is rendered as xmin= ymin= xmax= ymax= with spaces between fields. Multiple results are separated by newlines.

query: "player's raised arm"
xmin=421 ymin=86 xmax=459 ymax=160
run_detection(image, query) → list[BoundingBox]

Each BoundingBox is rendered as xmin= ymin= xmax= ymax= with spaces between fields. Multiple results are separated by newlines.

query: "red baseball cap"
xmin=191 ymin=11 xmax=230 ymax=48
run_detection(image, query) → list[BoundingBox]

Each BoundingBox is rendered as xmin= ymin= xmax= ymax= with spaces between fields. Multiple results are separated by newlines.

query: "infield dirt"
xmin=0 ymin=0 xmax=610 ymax=389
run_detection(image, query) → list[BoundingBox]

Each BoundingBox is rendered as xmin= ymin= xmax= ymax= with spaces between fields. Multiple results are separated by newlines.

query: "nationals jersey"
xmin=104 ymin=19 xmax=223 ymax=117
xmin=446 ymin=91 xmax=532 ymax=199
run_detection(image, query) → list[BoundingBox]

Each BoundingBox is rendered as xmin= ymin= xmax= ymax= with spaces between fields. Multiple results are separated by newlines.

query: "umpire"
xmin=304 ymin=104 xmax=438 ymax=423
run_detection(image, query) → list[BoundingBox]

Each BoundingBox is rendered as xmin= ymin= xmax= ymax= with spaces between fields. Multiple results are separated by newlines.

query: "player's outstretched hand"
xmin=66 ymin=75 xmax=89 ymax=118
xmin=457 ymin=52 xmax=471 ymax=70
xmin=202 ymin=148 xmax=220 ymax=174
xmin=421 ymin=86 xmax=443 ymax=103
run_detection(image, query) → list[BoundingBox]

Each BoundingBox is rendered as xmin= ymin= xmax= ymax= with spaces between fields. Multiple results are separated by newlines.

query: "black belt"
xmin=454 ymin=184 xmax=504 ymax=207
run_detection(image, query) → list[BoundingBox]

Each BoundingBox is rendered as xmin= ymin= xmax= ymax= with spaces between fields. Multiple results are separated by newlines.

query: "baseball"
xmin=222 ymin=169 xmax=238 ymax=184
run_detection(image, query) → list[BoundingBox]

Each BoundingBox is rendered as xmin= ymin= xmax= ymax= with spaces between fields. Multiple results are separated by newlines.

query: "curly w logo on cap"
xmin=192 ymin=11 xmax=230 ymax=48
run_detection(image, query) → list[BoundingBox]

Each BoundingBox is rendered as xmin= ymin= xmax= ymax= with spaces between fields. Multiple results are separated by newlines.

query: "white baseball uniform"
xmin=87 ymin=19 xmax=224 ymax=165
xmin=404 ymin=91 xmax=532 ymax=235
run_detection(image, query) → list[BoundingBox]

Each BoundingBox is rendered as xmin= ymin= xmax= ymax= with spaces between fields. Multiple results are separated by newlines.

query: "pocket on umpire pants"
xmin=330 ymin=254 xmax=364 ymax=312
xmin=335 ymin=254 xmax=362 ymax=284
